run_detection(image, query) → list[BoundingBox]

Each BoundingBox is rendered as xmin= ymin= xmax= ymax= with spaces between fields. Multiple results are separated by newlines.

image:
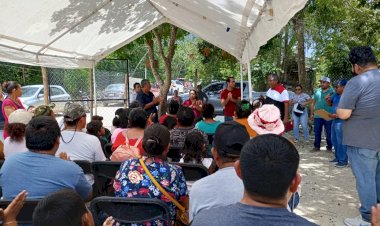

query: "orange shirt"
xmin=234 ymin=118 xmax=257 ymax=138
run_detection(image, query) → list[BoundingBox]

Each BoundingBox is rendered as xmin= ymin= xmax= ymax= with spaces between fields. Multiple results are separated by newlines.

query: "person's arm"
xmin=194 ymin=100 xmax=203 ymax=112
xmin=336 ymin=109 xmax=352 ymax=120
xmin=0 ymin=190 xmax=28 ymax=226
xmin=309 ymin=98 xmax=315 ymax=120
xmin=94 ymin=138 xmax=106 ymax=161
xmin=283 ymin=102 xmax=289 ymax=122
xmin=75 ymin=169 xmax=93 ymax=201
xmin=337 ymin=80 xmax=358 ymax=120
xmin=229 ymin=89 xmax=241 ymax=103
xmin=4 ymin=105 xmax=15 ymax=118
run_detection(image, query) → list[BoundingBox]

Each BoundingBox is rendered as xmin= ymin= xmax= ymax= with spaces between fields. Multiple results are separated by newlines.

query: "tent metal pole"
xmin=240 ymin=63 xmax=244 ymax=98
xmin=247 ymin=61 xmax=253 ymax=102
xmin=93 ymin=63 xmax=97 ymax=116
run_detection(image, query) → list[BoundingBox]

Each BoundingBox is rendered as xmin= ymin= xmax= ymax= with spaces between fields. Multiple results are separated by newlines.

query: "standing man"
xmin=310 ymin=76 xmax=334 ymax=152
xmin=196 ymin=85 xmax=208 ymax=103
xmin=337 ymin=46 xmax=380 ymax=226
xmin=131 ymin=82 xmax=141 ymax=102
xmin=136 ymin=79 xmax=161 ymax=123
xmin=265 ymin=74 xmax=290 ymax=123
xmin=220 ymin=77 xmax=241 ymax=122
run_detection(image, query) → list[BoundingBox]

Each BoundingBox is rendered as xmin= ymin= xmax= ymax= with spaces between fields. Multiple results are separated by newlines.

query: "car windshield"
xmin=105 ymin=84 xmax=124 ymax=92
xmin=21 ymin=87 xmax=39 ymax=97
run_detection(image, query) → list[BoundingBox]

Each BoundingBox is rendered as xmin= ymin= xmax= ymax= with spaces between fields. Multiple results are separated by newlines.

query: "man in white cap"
xmin=310 ymin=76 xmax=334 ymax=152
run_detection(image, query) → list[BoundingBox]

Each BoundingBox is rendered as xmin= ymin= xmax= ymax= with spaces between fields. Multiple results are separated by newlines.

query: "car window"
xmin=204 ymin=83 xmax=224 ymax=93
xmin=51 ymin=87 xmax=65 ymax=96
xmin=21 ymin=87 xmax=39 ymax=97
xmin=105 ymin=84 xmax=124 ymax=92
xmin=235 ymin=82 xmax=246 ymax=91
xmin=39 ymin=89 xmax=44 ymax=95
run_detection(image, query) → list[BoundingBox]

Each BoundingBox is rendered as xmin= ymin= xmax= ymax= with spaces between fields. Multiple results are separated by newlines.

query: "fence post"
xmin=89 ymin=68 xmax=94 ymax=117
xmin=41 ymin=67 xmax=49 ymax=105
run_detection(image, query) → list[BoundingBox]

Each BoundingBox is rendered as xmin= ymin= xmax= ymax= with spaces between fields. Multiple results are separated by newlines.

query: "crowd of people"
xmin=0 ymin=46 xmax=378 ymax=226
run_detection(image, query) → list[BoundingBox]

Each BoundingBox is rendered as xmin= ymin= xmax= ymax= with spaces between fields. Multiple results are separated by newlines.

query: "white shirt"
xmin=4 ymin=137 xmax=27 ymax=159
xmin=56 ymin=130 xmax=106 ymax=184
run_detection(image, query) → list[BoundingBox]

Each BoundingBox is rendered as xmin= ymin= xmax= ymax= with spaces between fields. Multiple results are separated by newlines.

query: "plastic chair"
xmin=90 ymin=196 xmax=171 ymax=226
xmin=91 ymin=161 xmax=122 ymax=196
xmin=174 ymin=162 xmax=209 ymax=182
xmin=0 ymin=199 xmax=40 ymax=224
xmin=73 ymin=160 xmax=92 ymax=174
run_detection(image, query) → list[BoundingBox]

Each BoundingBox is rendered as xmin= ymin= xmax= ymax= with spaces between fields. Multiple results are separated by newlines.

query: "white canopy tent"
xmin=0 ymin=0 xmax=307 ymax=99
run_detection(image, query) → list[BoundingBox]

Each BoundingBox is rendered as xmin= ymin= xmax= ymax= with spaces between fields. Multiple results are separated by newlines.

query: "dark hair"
xmin=268 ymin=73 xmax=279 ymax=82
xmin=202 ymin=103 xmax=215 ymax=119
xmin=3 ymin=81 xmax=20 ymax=94
xmin=112 ymin=108 xmax=129 ymax=128
xmin=91 ymin=115 xmax=103 ymax=121
xmin=240 ymin=134 xmax=299 ymax=199
xmin=5 ymin=123 xmax=26 ymax=142
xmin=196 ymin=85 xmax=202 ymax=89
xmin=133 ymin=82 xmax=140 ymax=89
xmin=168 ymin=100 xmax=180 ymax=115
xmin=141 ymin=79 xmax=150 ymax=88
xmin=86 ymin=120 xmax=103 ymax=137
xmin=349 ymin=46 xmax=377 ymax=67
xmin=226 ymin=77 xmax=234 ymax=83
xmin=64 ymin=117 xmax=81 ymax=127
xmin=129 ymin=101 xmax=142 ymax=109
xmin=176 ymin=107 xmax=195 ymax=127
xmin=235 ymin=100 xmax=253 ymax=118
xmin=163 ymin=116 xmax=177 ymax=130
xmin=295 ymin=84 xmax=303 ymax=90
xmin=182 ymin=131 xmax=206 ymax=164
xmin=25 ymin=116 xmax=61 ymax=151
xmin=143 ymin=124 xmax=170 ymax=156
xmin=33 ymin=189 xmax=87 ymax=226
xmin=128 ymin=108 xmax=148 ymax=129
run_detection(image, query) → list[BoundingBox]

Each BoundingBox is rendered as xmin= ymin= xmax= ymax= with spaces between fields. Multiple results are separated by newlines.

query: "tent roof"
xmin=0 ymin=0 xmax=307 ymax=69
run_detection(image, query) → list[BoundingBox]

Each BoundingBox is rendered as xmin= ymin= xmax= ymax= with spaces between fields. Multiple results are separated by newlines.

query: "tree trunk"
xmin=193 ymin=69 xmax=198 ymax=89
xmin=145 ymin=25 xmax=178 ymax=116
xmin=282 ymin=25 xmax=290 ymax=82
xmin=294 ymin=18 xmax=307 ymax=90
xmin=41 ymin=67 xmax=49 ymax=105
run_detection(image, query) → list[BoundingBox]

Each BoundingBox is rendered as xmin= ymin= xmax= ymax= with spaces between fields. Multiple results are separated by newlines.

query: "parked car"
xmin=20 ymin=85 xmax=71 ymax=112
xmin=169 ymin=80 xmax=184 ymax=94
xmin=179 ymin=81 xmax=266 ymax=115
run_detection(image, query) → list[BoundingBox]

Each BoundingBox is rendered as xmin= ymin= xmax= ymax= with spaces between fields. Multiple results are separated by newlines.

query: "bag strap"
xmin=138 ymin=158 xmax=185 ymax=211
xmin=134 ymin=136 xmax=143 ymax=147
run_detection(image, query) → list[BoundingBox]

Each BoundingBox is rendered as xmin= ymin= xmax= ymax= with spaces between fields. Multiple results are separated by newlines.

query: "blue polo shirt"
xmin=313 ymin=87 xmax=334 ymax=118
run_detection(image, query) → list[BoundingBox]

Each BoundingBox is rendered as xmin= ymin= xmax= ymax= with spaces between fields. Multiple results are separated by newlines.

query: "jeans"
xmin=224 ymin=116 xmax=233 ymax=122
xmin=292 ymin=110 xmax=309 ymax=141
xmin=331 ymin=120 xmax=347 ymax=164
xmin=313 ymin=117 xmax=332 ymax=149
xmin=347 ymin=146 xmax=380 ymax=222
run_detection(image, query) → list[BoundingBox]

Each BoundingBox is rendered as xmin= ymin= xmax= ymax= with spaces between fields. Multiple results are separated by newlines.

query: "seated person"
xmin=192 ymin=134 xmax=317 ymax=226
xmin=248 ymin=104 xmax=285 ymax=136
xmin=170 ymin=107 xmax=208 ymax=149
xmin=113 ymin=124 xmax=188 ymax=225
xmin=111 ymin=108 xmax=129 ymax=144
xmin=86 ymin=120 xmax=108 ymax=157
xmin=92 ymin=115 xmax=112 ymax=143
xmin=33 ymin=189 xmax=114 ymax=226
xmin=0 ymin=116 xmax=92 ymax=200
xmin=195 ymin=103 xmax=222 ymax=135
xmin=159 ymin=99 xmax=179 ymax=125
xmin=112 ymin=108 xmax=147 ymax=154
xmin=189 ymin=122 xmax=249 ymax=221
xmin=234 ymin=100 xmax=257 ymax=138
xmin=3 ymin=109 xmax=33 ymax=159
xmin=180 ymin=131 xmax=212 ymax=169
xmin=33 ymin=103 xmax=56 ymax=117
xmin=162 ymin=116 xmax=177 ymax=130
xmin=55 ymin=103 xmax=106 ymax=185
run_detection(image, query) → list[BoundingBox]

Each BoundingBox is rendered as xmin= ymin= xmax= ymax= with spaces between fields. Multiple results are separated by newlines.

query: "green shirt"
xmin=312 ymin=87 xmax=334 ymax=118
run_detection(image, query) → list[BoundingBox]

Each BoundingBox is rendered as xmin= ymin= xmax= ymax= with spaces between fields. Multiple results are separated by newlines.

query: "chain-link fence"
xmin=46 ymin=59 xmax=145 ymax=129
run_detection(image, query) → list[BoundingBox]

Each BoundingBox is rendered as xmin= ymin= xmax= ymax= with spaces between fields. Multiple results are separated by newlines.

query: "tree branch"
xmin=167 ymin=25 xmax=178 ymax=61
xmin=152 ymin=29 xmax=167 ymax=62
xmin=145 ymin=36 xmax=163 ymax=86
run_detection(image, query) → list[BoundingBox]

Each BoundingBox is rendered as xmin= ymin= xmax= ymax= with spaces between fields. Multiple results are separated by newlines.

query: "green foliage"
xmin=63 ymin=69 xmax=90 ymax=97
xmin=0 ymin=62 xmax=42 ymax=85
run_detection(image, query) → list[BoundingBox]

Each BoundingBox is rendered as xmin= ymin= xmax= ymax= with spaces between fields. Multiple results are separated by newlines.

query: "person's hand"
xmin=196 ymin=100 xmax=202 ymax=106
xmin=153 ymin=96 xmax=161 ymax=104
xmin=0 ymin=190 xmax=28 ymax=224
xmin=309 ymin=115 xmax=314 ymax=122
xmin=148 ymin=113 xmax=156 ymax=124
xmin=325 ymin=94 xmax=331 ymax=101
xmin=103 ymin=216 xmax=115 ymax=226
xmin=59 ymin=152 xmax=71 ymax=161
xmin=328 ymin=113 xmax=337 ymax=119
xmin=227 ymin=92 xmax=233 ymax=100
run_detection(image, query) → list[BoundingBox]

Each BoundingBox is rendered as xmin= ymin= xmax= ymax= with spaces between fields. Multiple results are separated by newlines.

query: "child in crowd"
xmin=327 ymin=79 xmax=348 ymax=167
xmin=181 ymin=131 xmax=213 ymax=169
xmin=86 ymin=120 xmax=108 ymax=157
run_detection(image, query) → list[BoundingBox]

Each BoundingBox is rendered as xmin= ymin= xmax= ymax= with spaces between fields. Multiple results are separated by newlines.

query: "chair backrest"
xmin=167 ymin=147 xmax=182 ymax=162
xmin=174 ymin=162 xmax=209 ymax=182
xmin=104 ymin=143 xmax=113 ymax=159
xmin=0 ymin=199 xmax=40 ymax=224
xmin=91 ymin=161 xmax=122 ymax=196
xmin=74 ymin=160 xmax=92 ymax=174
xmin=90 ymin=196 xmax=171 ymax=226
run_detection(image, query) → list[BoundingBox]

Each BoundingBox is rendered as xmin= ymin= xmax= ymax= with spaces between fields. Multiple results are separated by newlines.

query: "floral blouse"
xmin=113 ymin=156 xmax=188 ymax=226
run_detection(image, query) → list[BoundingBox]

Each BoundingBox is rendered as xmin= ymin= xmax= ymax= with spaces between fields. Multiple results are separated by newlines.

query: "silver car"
xmin=19 ymin=85 xmax=71 ymax=112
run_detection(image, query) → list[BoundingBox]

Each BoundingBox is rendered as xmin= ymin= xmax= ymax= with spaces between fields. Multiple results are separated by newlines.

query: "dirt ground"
xmin=281 ymin=132 xmax=360 ymax=226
